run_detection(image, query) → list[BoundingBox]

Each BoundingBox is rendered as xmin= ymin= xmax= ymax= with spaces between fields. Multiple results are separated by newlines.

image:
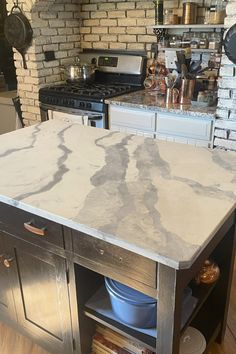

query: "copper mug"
xmin=179 ymin=79 xmax=195 ymax=105
xmin=166 ymin=88 xmax=179 ymax=105
xmin=144 ymin=76 xmax=157 ymax=90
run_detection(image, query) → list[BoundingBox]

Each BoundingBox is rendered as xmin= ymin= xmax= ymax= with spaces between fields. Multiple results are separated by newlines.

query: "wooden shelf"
xmin=181 ymin=281 xmax=218 ymax=334
xmin=149 ymin=24 xmax=225 ymax=29
xmin=84 ymin=285 xmax=156 ymax=351
xmin=159 ymin=47 xmax=218 ymax=53
xmin=191 ymin=298 xmax=222 ymax=348
xmin=84 ymin=285 xmax=199 ymax=352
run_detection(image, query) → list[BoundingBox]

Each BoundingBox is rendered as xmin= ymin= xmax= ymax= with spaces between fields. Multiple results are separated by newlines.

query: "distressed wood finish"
xmin=0 ymin=231 xmax=73 ymax=354
xmin=0 ymin=203 xmax=64 ymax=249
xmin=0 ymin=233 xmax=17 ymax=325
xmin=156 ymin=265 xmax=182 ymax=354
xmin=0 ymin=203 xmax=236 ymax=354
xmin=72 ymin=230 xmax=157 ymax=289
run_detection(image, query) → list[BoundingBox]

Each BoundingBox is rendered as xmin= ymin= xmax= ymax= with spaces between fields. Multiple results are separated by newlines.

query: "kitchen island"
xmin=0 ymin=120 xmax=235 ymax=354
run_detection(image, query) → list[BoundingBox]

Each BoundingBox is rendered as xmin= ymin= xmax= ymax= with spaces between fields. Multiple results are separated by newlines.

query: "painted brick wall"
xmin=214 ymin=0 xmax=236 ymax=151
xmin=79 ymin=0 xmax=207 ymax=52
xmin=79 ymin=0 xmax=156 ymax=52
xmin=6 ymin=0 xmax=81 ymax=124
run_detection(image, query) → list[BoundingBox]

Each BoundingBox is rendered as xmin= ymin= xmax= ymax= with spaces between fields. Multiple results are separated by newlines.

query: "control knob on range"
xmin=86 ymin=102 xmax=92 ymax=109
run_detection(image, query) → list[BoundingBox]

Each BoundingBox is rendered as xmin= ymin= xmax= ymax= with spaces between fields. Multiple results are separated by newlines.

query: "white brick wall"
xmin=80 ymin=1 xmax=156 ymax=52
xmin=214 ymin=0 xmax=236 ymax=151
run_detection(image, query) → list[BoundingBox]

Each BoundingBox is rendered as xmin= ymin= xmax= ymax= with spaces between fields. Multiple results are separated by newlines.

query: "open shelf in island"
xmin=181 ymin=281 xmax=218 ymax=334
xmin=84 ymin=284 xmax=201 ymax=352
xmin=84 ymin=285 xmax=157 ymax=352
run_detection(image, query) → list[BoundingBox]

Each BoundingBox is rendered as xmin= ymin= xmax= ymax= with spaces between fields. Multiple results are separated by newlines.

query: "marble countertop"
xmin=0 ymin=120 xmax=235 ymax=269
xmin=106 ymin=90 xmax=216 ymax=119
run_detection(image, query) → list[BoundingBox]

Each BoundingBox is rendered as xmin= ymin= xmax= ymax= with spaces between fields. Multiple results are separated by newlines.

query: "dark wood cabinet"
xmin=0 ymin=230 xmax=74 ymax=354
xmin=0 ymin=201 xmax=235 ymax=354
xmin=0 ymin=232 xmax=17 ymax=325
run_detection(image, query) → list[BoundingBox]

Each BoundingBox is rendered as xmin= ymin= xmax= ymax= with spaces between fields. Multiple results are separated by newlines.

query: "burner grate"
xmin=45 ymin=82 xmax=135 ymax=100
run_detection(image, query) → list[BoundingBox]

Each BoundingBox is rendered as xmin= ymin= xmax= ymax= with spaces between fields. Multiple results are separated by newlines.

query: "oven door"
xmin=40 ymin=104 xmax=105 ymax=129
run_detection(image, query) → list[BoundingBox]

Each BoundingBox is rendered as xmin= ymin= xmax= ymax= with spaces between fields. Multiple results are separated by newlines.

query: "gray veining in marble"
xmin=106 ymin=90 xmax=216 ymax=119
xmin=0 ymin=120 xmax=235 ymax=269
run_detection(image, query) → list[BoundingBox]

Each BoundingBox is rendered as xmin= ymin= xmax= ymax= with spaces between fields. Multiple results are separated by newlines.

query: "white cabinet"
xmin=109 ymin=105 xmax=156 ymax=135
xmin=109 ymin=104 xmax=214 ymax=147
xmin=156 ymin=112 xmax=213 ymax=147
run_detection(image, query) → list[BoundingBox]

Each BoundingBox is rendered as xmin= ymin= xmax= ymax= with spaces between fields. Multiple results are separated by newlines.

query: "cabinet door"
xmin=156 ymin=112 xmax=213 ymax=146
xmin=109 ymin=105 xmax=156 ymax=132
xmin=0 ymin=232 xmax=17 ymax=324
xmin=9 ymin=238 xmax=74 ymax=354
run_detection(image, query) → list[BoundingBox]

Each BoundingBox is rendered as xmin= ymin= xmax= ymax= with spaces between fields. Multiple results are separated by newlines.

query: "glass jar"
xmin=199 ymin=33 xmax=209 ymax=49
xmin=208 ymin=32 xmax=221 ymax=50
xmin=215 ymin=0 xmax=226 ymax=24
xmin=164 ymin=9 xmax=178 ymax=25
xmin=169 ymin=35 xmax=182 ymax=48
xmin=159 ymin=34 xmax=170 ymax=48
xmin=204 ymin=7 xmax=210 ymax=24
xmin=190 ymin=32 xmax=200 ymax=49
xmin=209 ymin=0 xmax=226 ymax=24
xmin=182 ymin=32 xmax=191 ymax=48
xmin=153 ymin=0 xmax=164 ymax=25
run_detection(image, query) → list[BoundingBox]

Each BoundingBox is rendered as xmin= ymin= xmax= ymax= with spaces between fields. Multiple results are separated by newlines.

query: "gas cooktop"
xmin=39 ymin=50 xmax=146 ymax=113
xmin=41 ymin=82 xmax=138 ymax=100
xmin=39 ymin=81 xmax=141 ymax=113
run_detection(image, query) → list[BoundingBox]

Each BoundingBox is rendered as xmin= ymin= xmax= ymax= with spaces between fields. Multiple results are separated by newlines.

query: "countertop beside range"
xmin=106 ymin=89 xmax=217 ymax=120
xmin=0 ymin=119 xmax=235 ymax=270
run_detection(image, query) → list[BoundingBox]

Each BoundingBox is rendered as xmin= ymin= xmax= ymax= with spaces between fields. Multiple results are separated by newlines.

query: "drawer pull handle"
xmin=99 ymin=249 xmax=104 ymax=255
xmin=24 ymin=220 xmax=46 ymax=236
xmin=3 ymin=257 xmax=14 ymax=268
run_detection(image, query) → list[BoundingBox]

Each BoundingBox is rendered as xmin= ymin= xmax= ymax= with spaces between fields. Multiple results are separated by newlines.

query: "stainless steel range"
xmin=39 ymin=50 xmax=147 ymax=129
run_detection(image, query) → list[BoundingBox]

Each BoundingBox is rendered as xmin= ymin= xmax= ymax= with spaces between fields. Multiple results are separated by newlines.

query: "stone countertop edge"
xmin=0 ymin=195 xmax=235 ymax=271
xmin=106 ymin=95 xmax=216 ymax=119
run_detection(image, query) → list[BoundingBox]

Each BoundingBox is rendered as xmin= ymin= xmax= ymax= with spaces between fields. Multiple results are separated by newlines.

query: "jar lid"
xmin=180 ymin=327 xmax=206 ymax=354
xmin=105 ymin=278 xmax=156 ymax=305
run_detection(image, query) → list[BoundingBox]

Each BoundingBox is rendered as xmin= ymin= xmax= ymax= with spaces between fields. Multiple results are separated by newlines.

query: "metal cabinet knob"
xmin=3 ymin=257 xmax=14 ymax=268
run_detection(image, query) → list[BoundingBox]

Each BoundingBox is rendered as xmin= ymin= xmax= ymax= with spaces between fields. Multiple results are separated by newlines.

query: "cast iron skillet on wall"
xmin=4 ymin=2 xmax=32 ymax=69
xmin=224 ymin=23 xmax=236 ymax=64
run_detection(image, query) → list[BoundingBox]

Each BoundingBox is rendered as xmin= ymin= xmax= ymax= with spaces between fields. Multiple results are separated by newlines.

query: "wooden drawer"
xmin=72 ymin=230 xmax=157 ymax=289
xmin=0 ymin=203 xmax=64 ymax=248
